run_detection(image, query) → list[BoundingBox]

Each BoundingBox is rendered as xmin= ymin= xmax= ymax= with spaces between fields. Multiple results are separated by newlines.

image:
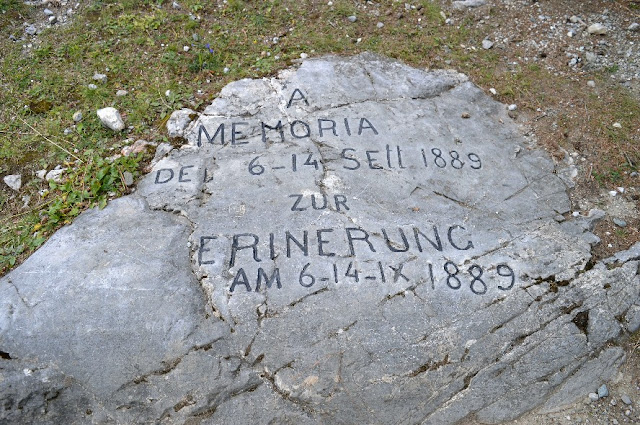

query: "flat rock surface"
xmin=1 ymin=53 xmax=639 ymax=424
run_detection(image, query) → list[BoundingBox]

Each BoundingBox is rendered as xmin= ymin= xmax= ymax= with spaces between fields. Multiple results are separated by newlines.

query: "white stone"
xmin=609 ymin=190 xmax=618 ymax=197
xmin=165 ymin=90 xmax=172 ymax=97
xmin=628 ymin=23 xmax=639 ymax=32
xmin=453 ymin=0 xmax=486 ymax=10
xmin=116 ymin=90 xmax=128 ymax=96
xmin=587 ymin=23 xmax=607 ymax=35
xmin=150 ymin=143 xmax=173 ymax=168
xmin=45 ymin=168 xmax=66 ymax=183
xmin=377 ymin=22 xmax=384 ymax=29
xmin=93 ymin=73 xmax=107 ymax=83
xmin=183 ymin=45 xmax=189 ymax=52
xmin=97 ymin=107 xmax=125 ymax=131
xmin=613 ymin=122 xmax=622 ymax=128
xmin=3 ymin=174 xmax=21 ymax=191
xmin=587 ymin=80 xmax=596 ymax=87
xmin=508 ymin=104 xmax=517 ymax=111
xmin=489 ymin=88 xmax=497 ymax=95
xmin=300 ymin=53 xmax=308 ymax=59
xmin=121 ymin=140 xmax=153 ymax=156
xmin=167 ymin=108 xmax=196 ymax=138
xmin=347 ymin=15 xmax=357 ymax=23
xmin=35 ymin=169 xmax=47 ymax=180
xmin=87 ymin=84 xmax=97 ymax=90
xmin=123 ymin=172 xmax=134 ymax=186
xmin=482 ymin=39 xmax=494 ymax=50
xmin=72 ymin=111 xmax=83 ymax=122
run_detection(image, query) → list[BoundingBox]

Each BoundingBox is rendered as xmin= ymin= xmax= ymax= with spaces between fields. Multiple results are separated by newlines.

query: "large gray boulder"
xmin=1 ymin=53 xmax=638 ymax=424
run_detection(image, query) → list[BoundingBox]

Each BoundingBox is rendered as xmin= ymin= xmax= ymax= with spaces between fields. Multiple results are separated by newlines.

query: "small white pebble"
xmin=613 ymin=122 xmax=622 ymax=128
xmin=572 ymin=211 xmax=580 ymax=217
xmin=609 ymin=190 xmax=617 ymax=197
xmin=356 ymin=37 xmax=362 ymax=43
xmin=489 ymin=88 xmax=497 ymax=95
xmin=587 ymin=80 xmax=596 ymax=87
xmin=377 ymin=22 xmax=384 ymax=29
xmin=183 ymin=45 xmax=189 ymax=52
xmin=508 ymin=104 xmax=517 ymax=111
xmin=223 ymin=67 xmax=230 ymax=73
xmin=327 ymin=1 xmax=333 ymax=5
xmin=300 ymin=53 xmax=308 ymax=59
xmin=617 ymin=187 xmax=625 ymax=193
xmin=165 ymin=89 xmax=172 ymax=97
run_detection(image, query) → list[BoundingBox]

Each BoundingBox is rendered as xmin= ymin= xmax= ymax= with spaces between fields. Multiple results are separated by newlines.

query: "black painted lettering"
xmin=229 ymin=233 xmax=261 ymax=267
xmin=155 ymin=168 xmax=174 ymax=184
xmin=261 ymin=121 xmax=285 ymax=143
xmin=231 ymin=122 xmax=249 ymax=145
xmin=269 ymin=233 xmax=276 ymax=260
xmin=286 ymin=231 xmax=308 ymax=257
xmin=386 ymin=144 xmax=393 ymax=168
xmin=346 ymin=228 xmax=376 ymax=256
xmin=316 ymin=229 xmax=335 ymax=257
xmin=256 ymin=268 xmax=282 ymax=291
xmin=178 ymin=165 xmax=194 ymax=183
xmin=197 ymin=123 xmax=224 ymax=147
xmin=289 ymin=194 xmax=305 ymax=211
xmin=381 ymin=228 xmax=410 ymax=252
xmin=198 ymin=236 xmax=217 ymax=265
xmin=334 ymin=195 xmax=349 ymax=211
xmin=311 ymin=194 xmax=327 ymax=210
xmin=390 ymin=263 xmax=409 ymax=283
xmin=344 ymin=118 xmax=351 ymax=136
xmin=397 ymin=146 xmax=406 ymax=168
xmin=341 ymin=148 xmax=360 ymax=170
xmin=230 ymin=268 xmax=251 ymax=292
xmin=366 ymin=150 xmax=382 ymax=169
xmin=203 ymin=168 xmax=213 ymax=183
xmin=318 ymin=119 xmax=337 ymax=137
xmin=448 ymin=225 xmax=474 ymax=251
xmin=290 ymin=120 xmax=311 ymax=139
xmin=413 ymin=226 xmax=443 ymax=252
xmin=287 ymin=88 xmax=309 ymax=108
xmin=358 ymin=118 xmax=378 ymax=135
